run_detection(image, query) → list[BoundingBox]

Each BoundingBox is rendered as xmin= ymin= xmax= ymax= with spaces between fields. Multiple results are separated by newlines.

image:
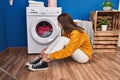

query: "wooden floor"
xmin=0 ymin=48 xmax=120 ymax=80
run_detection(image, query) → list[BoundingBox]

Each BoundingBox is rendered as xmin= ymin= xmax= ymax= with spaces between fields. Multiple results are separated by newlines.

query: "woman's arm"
xmin=50 ymin=30 xmax=87 ymax=60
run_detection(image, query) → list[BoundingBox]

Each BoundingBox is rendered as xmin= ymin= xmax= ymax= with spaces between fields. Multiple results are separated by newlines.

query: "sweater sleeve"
xmin=50 ymin=30 xmax=87 ymax=60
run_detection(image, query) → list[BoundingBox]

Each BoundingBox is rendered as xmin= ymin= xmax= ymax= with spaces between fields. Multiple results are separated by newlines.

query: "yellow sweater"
xmin=50 ymin=30 xmax=92 ymax=60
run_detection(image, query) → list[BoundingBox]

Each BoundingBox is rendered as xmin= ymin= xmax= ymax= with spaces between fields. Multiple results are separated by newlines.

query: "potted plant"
xmin=99 ymin=19 xmax=109 ymax=31
xmin=102 ymin=0 xmax=113 ymax=11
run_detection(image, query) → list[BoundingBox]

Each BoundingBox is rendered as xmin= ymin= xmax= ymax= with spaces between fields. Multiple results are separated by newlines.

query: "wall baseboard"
xmin=8 ymin=47 xmax=27 ymax=51
xmin=0 ymin=47 xmax=27 ymax=54
xmin=0 ymin=48 xmax=9 ymax=54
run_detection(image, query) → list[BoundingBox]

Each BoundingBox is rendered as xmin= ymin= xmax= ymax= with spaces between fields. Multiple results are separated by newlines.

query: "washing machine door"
xmin=30 ymin=17 xmax=60 ymax=44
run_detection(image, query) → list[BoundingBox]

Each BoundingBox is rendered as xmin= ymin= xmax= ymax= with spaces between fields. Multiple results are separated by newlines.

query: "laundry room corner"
xmin=1 ymin=0 xmax=120 ymax=80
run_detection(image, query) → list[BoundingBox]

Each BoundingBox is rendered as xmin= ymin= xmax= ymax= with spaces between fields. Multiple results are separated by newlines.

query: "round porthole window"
xmin=36 ymin=21 xmax=53 ymax=38
xmin=30 ymin=18 xmax=59 ymax=44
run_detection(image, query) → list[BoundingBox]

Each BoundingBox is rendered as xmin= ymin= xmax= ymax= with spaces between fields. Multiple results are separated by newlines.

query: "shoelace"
xmin=32 ymin=60 xmax=43 ymax=67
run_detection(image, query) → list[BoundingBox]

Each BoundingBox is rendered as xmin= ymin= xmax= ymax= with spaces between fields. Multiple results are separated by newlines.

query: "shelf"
xmin=90 ymin=11 xmax=120 ymax=32
xmin=90 ymin=11 xmax=120 ymax=53
xmin=94 ymin=31 xmax=119 ymax=37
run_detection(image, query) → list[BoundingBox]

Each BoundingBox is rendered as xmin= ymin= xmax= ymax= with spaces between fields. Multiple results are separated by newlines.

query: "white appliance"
xmin=26 ymin=7 xmax=62 ymax=54
xmin=28 ymin=1 xmax=44 ymax=7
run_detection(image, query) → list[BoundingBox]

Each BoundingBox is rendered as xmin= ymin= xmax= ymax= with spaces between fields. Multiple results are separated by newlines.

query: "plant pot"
xmin=101 ymin=25 xmax=107 ymax=31
xmin=103 ymin=7 xmax=112 ymax=11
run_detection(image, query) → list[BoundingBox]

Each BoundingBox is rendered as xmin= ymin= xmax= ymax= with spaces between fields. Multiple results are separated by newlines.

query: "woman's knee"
xmin=61 ymin=36 xmax=69 ymax=40
xmin=72 ymin=55 xmax=89 ymax=63
xmin=71 ymin=49 xmax=89 ymax=63
xmin=60 ymin=36 xmax=70 ymax=44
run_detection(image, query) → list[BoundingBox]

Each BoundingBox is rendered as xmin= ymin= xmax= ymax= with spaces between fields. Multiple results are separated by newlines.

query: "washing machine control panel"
xmin=28 ymin=9 xmax=39 ymax=14
xmin=27 ymin=7 xmax=61 ymax=15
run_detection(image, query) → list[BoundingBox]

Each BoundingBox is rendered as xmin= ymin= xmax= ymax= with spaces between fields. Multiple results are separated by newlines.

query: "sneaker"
xmin=28 ymin=61 xmax=48 ymax=71
xmin=25 ymin=57 xmax=41 ymax=67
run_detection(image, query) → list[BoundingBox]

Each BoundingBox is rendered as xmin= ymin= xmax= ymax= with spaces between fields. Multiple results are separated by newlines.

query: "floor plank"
xmin=0 ymin=47 xmax=120 ymax=80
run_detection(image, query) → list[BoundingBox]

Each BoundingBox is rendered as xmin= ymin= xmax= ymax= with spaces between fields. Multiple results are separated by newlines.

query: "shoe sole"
xmin=25 ymin=62 xmax=31 ymax=67
xmin=28 ymin=67 xmax=48 ymax=71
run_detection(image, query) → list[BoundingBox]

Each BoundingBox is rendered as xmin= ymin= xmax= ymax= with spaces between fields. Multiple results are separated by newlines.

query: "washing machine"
xmin=26 ymin=7 xmax=62 ymax=54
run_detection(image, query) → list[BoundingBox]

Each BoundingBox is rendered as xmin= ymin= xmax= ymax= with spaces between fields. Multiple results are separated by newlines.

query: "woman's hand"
xmin=42 ymin=53 xmax=51 ymax=62
xmin=40 ymin=52 xmax=51 ymax=62
xmin=41 ymin=48 xmax=47 ymax=54
xmin=39 ymin=48 xmax=47 ymax=57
